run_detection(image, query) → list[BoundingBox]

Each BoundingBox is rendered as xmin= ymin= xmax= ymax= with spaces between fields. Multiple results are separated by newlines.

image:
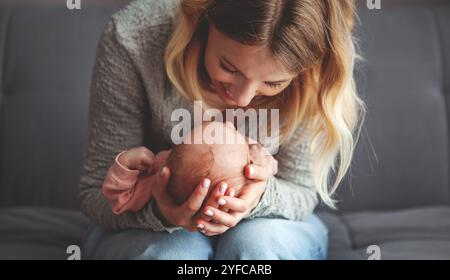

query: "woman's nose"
xmin=234 ymin=81 xmax=258 ymax=107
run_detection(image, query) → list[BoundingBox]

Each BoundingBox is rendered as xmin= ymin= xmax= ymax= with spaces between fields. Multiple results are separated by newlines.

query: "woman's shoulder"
xmin=97 ymin=0 xmax=180 ymax=96
xmin=111 ymin=0 xmax=179 ymax=32
xmin=103 ymin=0 xmax=179 ymax=55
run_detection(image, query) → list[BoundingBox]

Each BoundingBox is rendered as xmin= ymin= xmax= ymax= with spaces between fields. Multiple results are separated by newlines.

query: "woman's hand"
xmin=194 ymin=180 xmax=267 ymax=236
xmin=195 ymin=143 xmax=277 ymax=236
xmin=151 ymin=166 xmax=215 ymax=232
xmin=247 ymin=143 xmax=278 ymax=178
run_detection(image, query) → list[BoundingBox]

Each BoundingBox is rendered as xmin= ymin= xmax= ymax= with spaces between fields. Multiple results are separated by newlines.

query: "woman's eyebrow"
xmin=220 ymin=55 xmax=290 ymax=84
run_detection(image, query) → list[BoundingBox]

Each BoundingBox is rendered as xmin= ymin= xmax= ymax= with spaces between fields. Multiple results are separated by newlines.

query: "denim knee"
xmin=83 ymin=226 xmax=213 ymax=260
xmin=214 ymin=216 xmax=328 ymax=260
xmin=135 ymin=230 xmax=213 ymax=260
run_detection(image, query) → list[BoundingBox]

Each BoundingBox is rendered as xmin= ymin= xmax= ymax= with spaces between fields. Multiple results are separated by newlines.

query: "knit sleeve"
xmin=78 ymin=19 xmax=181 ymax=233
xmin=246 ymin=125 xmax=319 ymax=221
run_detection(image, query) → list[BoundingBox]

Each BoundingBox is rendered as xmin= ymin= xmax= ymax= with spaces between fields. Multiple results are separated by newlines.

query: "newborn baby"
xmin=166 ymin=121 xmax=251 ymax=204
xmin=102 ymin=121 xmax=276 ymax=214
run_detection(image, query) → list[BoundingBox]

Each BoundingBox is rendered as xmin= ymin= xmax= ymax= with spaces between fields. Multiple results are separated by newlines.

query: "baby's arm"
xmin=102 ymin=148 xmax=156 ymax=214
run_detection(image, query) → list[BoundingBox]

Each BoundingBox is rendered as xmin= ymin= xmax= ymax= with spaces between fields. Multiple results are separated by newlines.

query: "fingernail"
xmin=219 ymin=182 xmax=228 ymax=194
xmin=248 ymin=165 xmax=255 ymax=176
xmin=201 ymin=229 xmax=206 ymax=234
xmin=197 ymin=224 xmax=205 ymax=229
xmin=159 ymin=167 xmax=165 ymax=177
xmin=229 ymin=189 xmax=235 ymax=197
xmin=205 ymin=209 xmax=214 ymax=217
xmin=218 ymin=198 xmax=227 ymax=206
xmin=202 ymin=178 xmax=211 ymax=189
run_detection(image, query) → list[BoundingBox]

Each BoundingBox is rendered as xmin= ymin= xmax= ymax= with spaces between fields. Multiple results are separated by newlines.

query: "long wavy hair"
xmin=165 ymin=0 xmax=366 ymax=208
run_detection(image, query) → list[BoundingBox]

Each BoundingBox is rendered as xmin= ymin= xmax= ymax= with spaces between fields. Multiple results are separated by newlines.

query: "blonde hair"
xmin=165 ymin=0 xmax=366 ymax=208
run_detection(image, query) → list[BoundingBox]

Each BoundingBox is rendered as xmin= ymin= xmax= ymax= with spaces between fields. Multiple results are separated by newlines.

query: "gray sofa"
xmin=0 ymin=0 xmax=449 ymax=260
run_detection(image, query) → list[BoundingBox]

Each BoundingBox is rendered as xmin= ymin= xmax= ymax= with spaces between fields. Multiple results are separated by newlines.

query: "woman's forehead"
xmin=207 ymin=25 xmax=295 ymax=81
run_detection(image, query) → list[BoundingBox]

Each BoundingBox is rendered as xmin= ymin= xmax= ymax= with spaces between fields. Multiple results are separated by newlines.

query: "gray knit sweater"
xmin=78 ymin=0 xmax=318 ymax=233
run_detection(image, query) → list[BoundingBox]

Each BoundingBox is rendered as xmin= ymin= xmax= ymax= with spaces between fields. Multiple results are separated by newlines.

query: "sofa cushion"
xmin=0 ymin=207 xmax=92 ymax=260
xmin=317 ymin=206 xmax=450 ymax=260
xmin=0 ymin=0 xmax=130 ymax=210
xmin=333 ymin=0 xmax=450 ymax=212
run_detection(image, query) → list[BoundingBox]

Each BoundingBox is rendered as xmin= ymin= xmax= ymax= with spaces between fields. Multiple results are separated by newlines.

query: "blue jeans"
xmin=83 ymin=214 xmax=328 ymax=260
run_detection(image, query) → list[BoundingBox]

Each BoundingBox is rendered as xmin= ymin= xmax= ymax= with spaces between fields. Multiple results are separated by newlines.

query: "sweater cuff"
xmin=139 ymin=200 xmax=183 ymax=233
xmin=246 ymin=175 xmax=276 ymax=219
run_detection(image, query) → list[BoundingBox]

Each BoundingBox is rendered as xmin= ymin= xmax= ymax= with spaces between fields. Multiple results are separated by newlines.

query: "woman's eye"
xmin=219 ymin=63 xmax=238 ymax=74
xmin=265 ymin=82 xmax=282 ymax=88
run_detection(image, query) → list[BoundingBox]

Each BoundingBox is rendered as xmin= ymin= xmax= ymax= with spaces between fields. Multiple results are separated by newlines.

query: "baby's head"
xmin=166 ymin=121 xmax=251 ymax=204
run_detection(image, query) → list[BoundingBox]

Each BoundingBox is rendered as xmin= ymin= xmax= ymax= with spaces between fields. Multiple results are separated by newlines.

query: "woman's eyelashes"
xmin=219 ymin=62 xmax=283 ymax=89
xmin=219 ymin=62 xmax=238 ymax=74
xmin=265 ymin=82 xmax=282 ymax=88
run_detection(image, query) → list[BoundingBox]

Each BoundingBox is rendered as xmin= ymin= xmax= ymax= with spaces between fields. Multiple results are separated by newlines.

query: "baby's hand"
xmin=117 ymin=146 xmax=156 ymax=173
xmin=103 ymin=146 xmax=157 ymax=214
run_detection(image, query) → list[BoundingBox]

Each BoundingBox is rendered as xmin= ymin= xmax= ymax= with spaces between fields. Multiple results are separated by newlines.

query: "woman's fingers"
xmin=152 ymin=167 xmax=170 ymax=195
xmin=201 ymin=181 xmax=228 ymax=222
xmin=152 ymin=166 xmax=175 ymax=209
xmin=230 ymin=180 xmax=267 ymax=218
xmin=149 ymin=166 xmax=185 ymax=227
xmin=196 ymin=219 xmax=230 ymax=236
xmin=181 ymin=178 xmax=211 ymax=214
xmin=218 ymin=187 xmax=235 ymax=212
xmin=198 ymin=180 xmax=268 ymax=231
xmin=247 ymin=143 xmax=278 ymax=178
xmin=152 ymin=169 xmax=211 ymax=229
xmin=202 ymin=207 xmax=238 ymax=228
xmin=245 ymin=163 xmax=271 ymax=180
xmin=217 ymin=195 xmax=248 ymax=213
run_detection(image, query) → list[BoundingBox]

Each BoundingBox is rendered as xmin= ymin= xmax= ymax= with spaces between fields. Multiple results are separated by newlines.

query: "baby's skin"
xmin=166 ymin=121 xmax=252 ymax=204
xmin=102 ymin=121 xmax=277 ymax=215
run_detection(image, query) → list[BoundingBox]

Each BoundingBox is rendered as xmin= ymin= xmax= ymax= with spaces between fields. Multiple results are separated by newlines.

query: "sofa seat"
xmin=317 ymin=206 xmax=450 ymax=260
xmin=0 ymin=207 xmax=92 ymax=260
xmin=1 ymin=206 xmax=449 ymax=260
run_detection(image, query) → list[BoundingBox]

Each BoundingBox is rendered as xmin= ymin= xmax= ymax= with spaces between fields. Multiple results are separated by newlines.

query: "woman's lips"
xmin=219 ymin=82 xmax=237 ymax=103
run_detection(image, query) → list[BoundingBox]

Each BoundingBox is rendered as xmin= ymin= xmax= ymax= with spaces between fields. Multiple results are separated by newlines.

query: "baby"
xmin=102 ymin=121 xmax=276 ymax=214
xmin=166 ymin=121 xmax=252 ymax=204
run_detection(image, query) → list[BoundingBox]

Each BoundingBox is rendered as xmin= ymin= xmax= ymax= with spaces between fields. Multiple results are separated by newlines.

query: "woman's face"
xmin=204 ymin=24 xmax=297 ymax=107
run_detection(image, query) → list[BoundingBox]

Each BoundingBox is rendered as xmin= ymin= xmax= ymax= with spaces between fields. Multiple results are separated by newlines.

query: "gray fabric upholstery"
xmin=0 ymin=0 xmax=129 ymax=210
xmin=334 ymin=0 xmax=450 ymax=211
xmin=0 ymin=207 xmax=91 ymax=259
xmin=0 ymin=0 xmax=128 ymax=260
xmin=317 ymin=206 xmax=450 ymax=260
xmin=0 ymin=0 xmax=448 ymax=259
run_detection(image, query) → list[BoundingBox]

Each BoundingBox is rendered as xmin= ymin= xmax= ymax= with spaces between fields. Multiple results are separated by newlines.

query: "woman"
xmin=80 ymin=0 xmax=365 ymax=260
